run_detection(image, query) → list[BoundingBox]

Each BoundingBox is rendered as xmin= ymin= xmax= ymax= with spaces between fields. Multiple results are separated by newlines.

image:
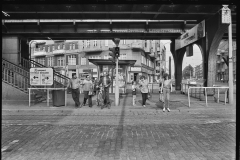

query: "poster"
xmin=30 ymin=68 xmax=53 ymax=86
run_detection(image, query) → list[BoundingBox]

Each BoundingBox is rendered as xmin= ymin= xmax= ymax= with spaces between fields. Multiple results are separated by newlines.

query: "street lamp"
xmin=28 ymin=40 xmax=38 ymax=66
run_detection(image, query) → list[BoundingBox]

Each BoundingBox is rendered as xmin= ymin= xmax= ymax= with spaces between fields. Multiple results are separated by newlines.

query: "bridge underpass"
xmin=2 ymin=3 xmax=237 ymax=93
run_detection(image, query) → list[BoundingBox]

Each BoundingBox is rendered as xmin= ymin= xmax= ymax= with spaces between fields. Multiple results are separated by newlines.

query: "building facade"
xmin=194 ymin=63 xmax=203 ymax=80
xmin=216 ymin=40 xmax=236 ymax=83
xmin=31 ymin=39 xmax=166 ymax=83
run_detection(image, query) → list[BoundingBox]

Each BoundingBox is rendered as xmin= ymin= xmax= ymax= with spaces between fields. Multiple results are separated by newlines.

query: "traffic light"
xmin=109 ymin=47 xmax=116 ymax=63
xmin=115 ymin=47 xmax=120 ymax=58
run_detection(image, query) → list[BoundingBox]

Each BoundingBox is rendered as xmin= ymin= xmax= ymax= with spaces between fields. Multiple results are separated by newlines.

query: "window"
xmin=58 ymin=45 xmax=60 ymax=50
xmin=73 ymin=44 xmax=75 ymax=49
xmin=52 ymin=46 xmax=55 ymax=51
xmin=69 ymin=44 xmax=72 ymax=50
xmin=48 ymin=57 xmax=54 ymax=66
xmin=42 ymin=47 xmax=45 ymax=51
xmin=119 ymin=53 xmax=127 ymax=60
xmin=94 ymin=40 xmax=97 ymax=47
xmin=123 ymin=40 xmax=126 ymax=44
xmin=68 ymin=55 xmax=76 ymax=65
xmin=145 ymin=40 xmax=147 ymax=48
xmin=82 ymin=41 xmax=85 ymax=49
xmin=87 ymin=40 xmax=90 ymax=48
xmin=57 ymin=56 xmax=64 ymax=66
xmin=104 ymin=55 xmax=109 ymax=59
xmin=81 ymin=57 xmax=86 ymax=65
xmin=63 ymin=44 xmax=65 ymax=50
xmin=105 ymin=40 xmax=108 ymax=46
xmin=38 ymin=58 xmax=45 ymax=65
xmin=47 ymin=46 xmax=50 ymax=52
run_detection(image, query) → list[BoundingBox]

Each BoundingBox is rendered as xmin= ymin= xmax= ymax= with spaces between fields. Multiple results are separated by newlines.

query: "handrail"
xmin=2 ymin=59 xmax=29 ymax=78
xmin=188 ymin=86 xmax=229 ymax=107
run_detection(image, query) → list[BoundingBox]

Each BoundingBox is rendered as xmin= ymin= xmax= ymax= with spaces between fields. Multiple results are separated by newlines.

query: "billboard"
xmin=175 ymin=20 xmax=205 ymax=50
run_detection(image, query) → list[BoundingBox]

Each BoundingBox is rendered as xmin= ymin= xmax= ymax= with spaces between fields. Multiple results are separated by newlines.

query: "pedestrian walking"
xmin=159 ymin=77 xmax=163 ymax=102
xmin=132 ymin=81 xmax=137 ymax=106
xmin=160 ymin=73 xmax=173 ymax=112
xmin=67 ymin=73 xmax=81 ymax=108
xmin=98 ymin=72 xmax=111 ymax=109
xmin=80 ymin=75 xmax=94 ymax=108
xmin=139 ymin=76 xmax=149 ymax=108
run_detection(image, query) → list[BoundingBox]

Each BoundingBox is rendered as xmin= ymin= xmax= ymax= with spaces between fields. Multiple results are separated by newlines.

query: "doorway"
xmin=134 ymin=73 xmax=138 ymax=81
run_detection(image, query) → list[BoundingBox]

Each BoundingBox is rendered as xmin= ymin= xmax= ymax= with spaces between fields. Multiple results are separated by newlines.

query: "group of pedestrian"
xmin=131 ymin=73 xmax=173 ymax=112
xmin=67 ymin=72 xmax=111 ymax=109
xmin=67 ymin=72 xmax=173 ymax=111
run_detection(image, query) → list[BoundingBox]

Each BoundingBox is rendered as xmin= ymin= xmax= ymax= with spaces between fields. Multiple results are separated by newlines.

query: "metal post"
xmin=217 ymin=88 xmax=219 ymax=103
xmin=205 ymin=88 xmax=208 ymax=106
xmin=29 ymin=89 xmax=31 ymax=107
xmin=228 ymin=18 xmax=234 ymax=104
xmin=47 ymin=89 xmax=49 ymax=107
xmin=115 ymin=58 xmax=119 ymax=106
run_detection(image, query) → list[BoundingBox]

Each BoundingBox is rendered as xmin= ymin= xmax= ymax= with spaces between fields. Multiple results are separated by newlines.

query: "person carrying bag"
xmin=139 ymin=75 xmax=149 ymax=108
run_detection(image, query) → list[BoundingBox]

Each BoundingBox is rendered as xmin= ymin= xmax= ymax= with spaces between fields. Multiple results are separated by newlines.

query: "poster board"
xmin=30 ymin=68 xmax=53 ymax=86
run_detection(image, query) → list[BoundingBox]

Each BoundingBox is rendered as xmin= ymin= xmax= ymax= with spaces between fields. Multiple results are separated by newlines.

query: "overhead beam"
xmin=130 ymin=5 xmax=137 ymax=19
xmin=2 ymin=20 xmax=8 ymax=32
xmin=5 ymin=11 xmax=237 ymax=15
xmin=37 ymin=20 xmax=41 ymax=32
xmin=153 ymin=5 xmax=163 ymax=19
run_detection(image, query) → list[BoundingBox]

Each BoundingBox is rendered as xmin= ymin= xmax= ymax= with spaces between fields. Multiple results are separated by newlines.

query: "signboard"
xmin=30 ymin=68 xmax=53 ymax=86
xmin=222 ymin=5 xmax=231 ymax=24
xmin=131 ymin=67 xmax=141 ymax=72
xmin=175 ymin=20 xmax=205 ymax=50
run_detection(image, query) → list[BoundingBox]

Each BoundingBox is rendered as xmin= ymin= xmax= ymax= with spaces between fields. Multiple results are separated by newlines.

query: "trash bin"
xmin=52 ymin=90 xmax=65 ymax=107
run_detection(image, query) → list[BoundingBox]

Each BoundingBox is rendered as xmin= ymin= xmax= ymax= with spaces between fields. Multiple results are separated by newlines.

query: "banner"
xmin=175 ymin=20 xmax=205 ymax=50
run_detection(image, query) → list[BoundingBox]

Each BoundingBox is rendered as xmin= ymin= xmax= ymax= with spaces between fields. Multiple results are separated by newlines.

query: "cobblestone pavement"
xmin=2 ymin=94 xmax=236 ymax=160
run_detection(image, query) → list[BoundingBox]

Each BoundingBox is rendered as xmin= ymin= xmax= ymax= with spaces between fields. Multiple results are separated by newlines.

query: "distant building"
xmin=31 ymin=40 xmax=167 ymax=83
xmin=216 ymin=40 xmax=236 ymax=83
xmin=194 ymin=63 xmax=203 ymax=80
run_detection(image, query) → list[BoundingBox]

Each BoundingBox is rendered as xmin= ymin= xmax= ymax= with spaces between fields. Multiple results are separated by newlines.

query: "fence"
xmin=188 ymin=86 xmax=229 ymax=107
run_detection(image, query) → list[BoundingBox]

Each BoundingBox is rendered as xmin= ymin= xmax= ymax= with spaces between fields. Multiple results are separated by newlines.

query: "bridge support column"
xmin=2 ymin=36 xmax=29 ymax=65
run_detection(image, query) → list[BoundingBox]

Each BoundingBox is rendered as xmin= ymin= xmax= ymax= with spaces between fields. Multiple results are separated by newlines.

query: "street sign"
xmin=30 ymin=68 xmax=53 ymax=86
xmin=222 ymin=5 xmax=231 ymax=24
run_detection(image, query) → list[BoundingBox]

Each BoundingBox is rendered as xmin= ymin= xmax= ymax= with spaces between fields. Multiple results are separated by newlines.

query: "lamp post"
xmin=28 ymin=40 xmax=38 ymax=67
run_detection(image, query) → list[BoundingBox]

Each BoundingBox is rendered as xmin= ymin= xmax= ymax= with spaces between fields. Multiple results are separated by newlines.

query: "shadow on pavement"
xmin=94 ymin=94 xmax=128 ymax=158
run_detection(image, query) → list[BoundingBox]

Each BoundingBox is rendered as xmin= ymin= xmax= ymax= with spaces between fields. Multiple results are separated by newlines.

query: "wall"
xmin=2 ymin=82 xmax=29 ymax=101
xmin=2 ymin=36 xmax=20 ymax=64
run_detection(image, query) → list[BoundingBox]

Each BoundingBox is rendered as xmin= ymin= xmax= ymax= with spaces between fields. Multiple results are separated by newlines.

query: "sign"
xmin=130 ymin=67 xmax=141 ymax=72
xmin=30 ymin=68 xmax=53 ymax=86
xmin=222 ymin=5 xmax=231 ymax=24
xmin=175 ymin=20 xmax=205 ymax=50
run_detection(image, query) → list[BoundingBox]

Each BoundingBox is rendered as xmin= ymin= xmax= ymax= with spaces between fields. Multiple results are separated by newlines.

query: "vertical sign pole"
xmin=115 ymin=58 xmax=119 ymax=106
xmin=228 ymin=15 xmax=233 ymax=105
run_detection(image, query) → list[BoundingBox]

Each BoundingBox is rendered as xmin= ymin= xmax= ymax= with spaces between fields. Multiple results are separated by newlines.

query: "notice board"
xmin=30 ymin=68 xmax=53 ymax=86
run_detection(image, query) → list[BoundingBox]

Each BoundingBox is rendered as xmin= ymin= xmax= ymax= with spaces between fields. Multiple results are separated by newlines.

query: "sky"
xmin=160 ymin=40 xmax=203 ymax=76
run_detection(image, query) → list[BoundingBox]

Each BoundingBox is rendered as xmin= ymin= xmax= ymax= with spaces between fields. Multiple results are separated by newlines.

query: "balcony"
xmin=65 ymin=49 xmax=79 ymax=54
xmin=83 ymin=47 xmax=102 ymax=53
xmin=52 ymin=49 xmax=65 ymax=55
xmin=33 ymin=51 xmax=46 ymax=56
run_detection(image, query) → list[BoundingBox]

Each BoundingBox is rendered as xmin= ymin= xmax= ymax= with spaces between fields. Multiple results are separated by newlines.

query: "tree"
xmin=182 ymin=64 xmax=193 ymax=79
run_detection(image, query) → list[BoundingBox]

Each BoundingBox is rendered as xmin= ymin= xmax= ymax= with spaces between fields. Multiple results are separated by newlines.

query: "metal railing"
xmin=181 ymin=83 xmax=205 ymax=99
xmin=188 ymin=86 xmax=229 ymax=107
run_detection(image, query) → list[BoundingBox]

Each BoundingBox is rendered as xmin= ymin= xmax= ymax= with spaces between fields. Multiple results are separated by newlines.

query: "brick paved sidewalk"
xmin=2 ymin=93 xmax=235 ymax=112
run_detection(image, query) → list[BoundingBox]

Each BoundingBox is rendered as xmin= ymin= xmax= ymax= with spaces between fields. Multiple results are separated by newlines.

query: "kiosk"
xmin=89 ymin=59 xmax=136 ymax=94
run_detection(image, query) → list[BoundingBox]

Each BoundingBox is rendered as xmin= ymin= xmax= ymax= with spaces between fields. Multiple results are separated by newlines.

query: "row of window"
xmin=141 ymin=55 xmax=154 ymax=68
xmin=35 ymin=43 xmax=76 ymax=52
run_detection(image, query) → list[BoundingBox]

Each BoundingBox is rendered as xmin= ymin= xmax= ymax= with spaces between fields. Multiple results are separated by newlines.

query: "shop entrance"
xmin=134 ymin=73 xmax=138 ymax=81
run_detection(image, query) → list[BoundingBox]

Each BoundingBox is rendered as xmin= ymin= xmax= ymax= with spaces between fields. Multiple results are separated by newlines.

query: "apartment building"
xmin=31 ymin=39 xmax=166 ymax=83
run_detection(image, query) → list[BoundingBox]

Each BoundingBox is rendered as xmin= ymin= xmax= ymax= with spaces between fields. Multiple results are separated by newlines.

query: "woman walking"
xmin=160 ymin=73 xmax=173 ymax=112
xmin=139 ymin=76 xmax=149 ymax=108
xmin=132 ymin=81 xmax=137 ymax=106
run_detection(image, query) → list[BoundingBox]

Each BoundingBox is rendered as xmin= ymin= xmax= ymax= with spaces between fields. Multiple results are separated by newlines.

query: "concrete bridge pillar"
xmin=2 ymin=36 xmax=29 ymax=65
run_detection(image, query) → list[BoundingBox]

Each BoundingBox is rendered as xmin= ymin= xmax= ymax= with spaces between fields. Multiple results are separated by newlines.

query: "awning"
xmin=88 ymin=59 xmax=136 ymax=66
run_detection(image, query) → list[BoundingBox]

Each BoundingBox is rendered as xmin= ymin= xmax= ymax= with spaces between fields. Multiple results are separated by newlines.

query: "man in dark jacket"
xmin=98 ymin=72 xmax=111 ymax=109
